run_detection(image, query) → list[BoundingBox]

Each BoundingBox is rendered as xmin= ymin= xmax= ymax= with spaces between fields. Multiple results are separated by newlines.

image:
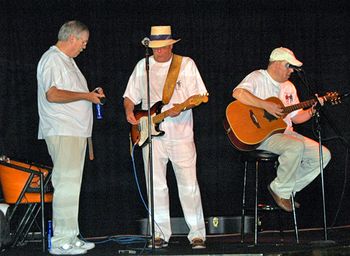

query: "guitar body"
xmin=224 ymin=97 xmax=287 ymax=151
xmin=130 ymin=94 xmax=209 ymax=147
xmin=130 ymin=101 xmax=165 ymax=147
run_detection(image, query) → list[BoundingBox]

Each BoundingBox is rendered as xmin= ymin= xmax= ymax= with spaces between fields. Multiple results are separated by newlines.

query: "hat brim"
xmin=149 ymin=39 xmax=181 ymax=48
xmin=288 ymin=59 xmax=303 ymax=67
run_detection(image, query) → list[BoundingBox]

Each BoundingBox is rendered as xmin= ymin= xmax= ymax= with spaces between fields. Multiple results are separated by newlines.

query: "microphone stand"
xmin=295 ymin=70 xmax=335 ymax=245
xmin=144 ymin=41 xmax=156 ymax=250
xmin=314 ymin=107 xmax=332 ymax=242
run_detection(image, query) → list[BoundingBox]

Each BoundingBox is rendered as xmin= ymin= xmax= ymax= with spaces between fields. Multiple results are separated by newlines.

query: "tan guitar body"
xmin=224 ymin=92 xmax=341 ymax=151
xmin=224 ymin=97 xmax=287 ymax=151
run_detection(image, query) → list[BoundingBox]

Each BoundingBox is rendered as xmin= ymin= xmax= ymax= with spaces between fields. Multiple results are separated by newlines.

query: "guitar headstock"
xmin=188 ymin=93 xmax=209 ymax=106
xmin=323 ymin=92 xmax=341 ymax=105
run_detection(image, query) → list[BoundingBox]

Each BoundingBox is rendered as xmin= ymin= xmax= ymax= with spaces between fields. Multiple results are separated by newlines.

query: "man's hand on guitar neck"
xmin=167 ymin=104 xmax=182 ymax=117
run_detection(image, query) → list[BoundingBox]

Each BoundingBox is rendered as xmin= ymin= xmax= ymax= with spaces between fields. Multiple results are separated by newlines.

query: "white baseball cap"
xmin=269 ymin=47 xmax=303 ymax=67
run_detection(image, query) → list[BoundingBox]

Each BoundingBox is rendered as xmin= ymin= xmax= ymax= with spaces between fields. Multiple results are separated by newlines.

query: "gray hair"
xmin=57 ymin=20 xmax=89 ymax=41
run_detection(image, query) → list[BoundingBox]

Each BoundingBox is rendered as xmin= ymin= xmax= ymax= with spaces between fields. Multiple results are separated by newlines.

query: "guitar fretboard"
xmin=283 ymin=99 xmax=316 ymax=114
xmin=152 ymin=94 xmax=208 ymax=124
xmin=152 ymin=102 xmax=187 ymax=124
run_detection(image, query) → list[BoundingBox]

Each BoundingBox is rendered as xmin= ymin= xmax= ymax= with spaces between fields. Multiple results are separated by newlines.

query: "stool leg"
xmin=291 ymin=193 xmax=299 ymax=243
xmin=241 ymin=161 xmax=248 ymax=243
xmin=254 ymin=160 xmax=259 ymax=245
xmin=277 ymin=209 xmax=285 ymax=243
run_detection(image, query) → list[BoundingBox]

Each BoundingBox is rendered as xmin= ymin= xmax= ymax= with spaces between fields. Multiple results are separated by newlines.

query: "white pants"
xmin=258 ymin=130 xmax=331 ymax=198
xmin=142 ymin=139 xmax=206 ymax=242
xmin=45 ymin=136 xmax=87 ymax=247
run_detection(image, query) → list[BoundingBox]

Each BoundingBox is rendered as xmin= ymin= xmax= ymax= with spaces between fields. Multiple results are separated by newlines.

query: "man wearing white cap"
xmin=123 ymin=26 xmax=207 ymax=249
xmin=232 ymin=47 xmax=331 ymax=212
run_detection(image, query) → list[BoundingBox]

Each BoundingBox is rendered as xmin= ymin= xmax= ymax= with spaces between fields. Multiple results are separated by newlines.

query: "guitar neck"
xmin=283 ymin=99 xmax=316 ymax=114
xmin=153 ymin=102 xmax=187 ymax=124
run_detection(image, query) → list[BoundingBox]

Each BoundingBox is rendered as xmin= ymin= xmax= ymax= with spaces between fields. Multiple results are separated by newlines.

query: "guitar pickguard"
xmin=263 ymin=110 xmax=277 ymax=122
xmin=137 ymin=115 xmax=164 ymax=147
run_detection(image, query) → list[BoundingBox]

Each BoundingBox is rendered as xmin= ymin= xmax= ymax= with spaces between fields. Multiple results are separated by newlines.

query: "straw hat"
xmin=269 ymin=47 xmax=303 ymax=67
xmin=148 ymin=26 xmax=181 ymax=48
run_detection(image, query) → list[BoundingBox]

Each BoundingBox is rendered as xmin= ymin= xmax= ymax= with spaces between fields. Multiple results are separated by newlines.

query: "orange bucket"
xmin=0 ymin=160 xmax=53 ymax=204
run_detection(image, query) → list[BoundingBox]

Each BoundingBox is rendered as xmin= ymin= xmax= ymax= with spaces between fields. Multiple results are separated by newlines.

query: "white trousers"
xmin=258 ymin=130 xmax=331 ymax=198
xmin=142 ymin=139 xmax=206 ymax=242
xmin=45 ymin=136 xmax=86 ymax=247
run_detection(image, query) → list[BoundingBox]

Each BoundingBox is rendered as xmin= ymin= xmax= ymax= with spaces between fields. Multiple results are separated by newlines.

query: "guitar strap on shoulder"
xmin=162 ymin=54 xmax=183 ymax=104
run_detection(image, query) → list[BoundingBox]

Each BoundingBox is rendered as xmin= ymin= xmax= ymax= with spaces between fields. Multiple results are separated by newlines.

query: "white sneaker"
xmin=49 ymin=244 xmax=87 ymax=255
xmin=75 ymin=239 xmax=95 ymax=250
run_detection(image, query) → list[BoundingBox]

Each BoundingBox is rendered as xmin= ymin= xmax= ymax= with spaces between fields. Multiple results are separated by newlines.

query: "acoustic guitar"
xmin=224 ymin=92 xmax=341 ymax=151
xmin=131 ymin=94 xmax=209 ymax=147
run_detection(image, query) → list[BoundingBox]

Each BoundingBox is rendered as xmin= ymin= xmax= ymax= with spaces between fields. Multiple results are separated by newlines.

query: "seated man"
xmin=232 ymin=47 xmax=331 ymax=212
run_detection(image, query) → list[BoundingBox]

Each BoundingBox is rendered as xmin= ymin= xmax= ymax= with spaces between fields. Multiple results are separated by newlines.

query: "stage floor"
xmin=2 ymin=226 xmax=350 ymax=255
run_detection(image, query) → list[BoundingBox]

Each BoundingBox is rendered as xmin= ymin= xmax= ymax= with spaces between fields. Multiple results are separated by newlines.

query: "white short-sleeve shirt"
xmin=234 ymin=69 xmax=300 ymax=129
xmin=37 ymin=46 xmax=93 ymax=139
xmin=123 ymin=55 xmax=208 ymax=142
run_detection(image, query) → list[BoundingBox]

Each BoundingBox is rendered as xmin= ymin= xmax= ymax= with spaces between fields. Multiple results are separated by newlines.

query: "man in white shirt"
xmin=232 ymin=47 xmax=331 ymax=212
xmin=123 ymin=26 xmax=207 ymax=249
xmin=37 ymin=20 xmax=105 ymax=255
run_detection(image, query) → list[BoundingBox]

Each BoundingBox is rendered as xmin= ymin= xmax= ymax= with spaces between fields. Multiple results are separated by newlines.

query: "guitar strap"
xmin=162 ymin=54 xmax=183 ymax=104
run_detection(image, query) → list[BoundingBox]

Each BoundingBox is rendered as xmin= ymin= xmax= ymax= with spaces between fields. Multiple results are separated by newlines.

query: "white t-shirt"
xmin=37 ymin=46 xmax=93 ymax=139
xmin=123 ymin=55 xmax=207 ymax=142
xmin=234 ymin=69 xmax=300 ymax=129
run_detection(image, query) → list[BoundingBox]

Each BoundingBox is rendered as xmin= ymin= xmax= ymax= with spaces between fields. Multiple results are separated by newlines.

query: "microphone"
xmin=141 ymin=37 xmax=150 ymax=47
xmin=286 ymin=63 xmax=303 ymax=72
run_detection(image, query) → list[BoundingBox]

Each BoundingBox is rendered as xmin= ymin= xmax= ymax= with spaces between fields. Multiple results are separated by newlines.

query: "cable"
xmin=78 ymin=234 xmax=150 ymax=255
xmin=131 ymin=144 xmax=149 ymax=211
xmin=130 ymin=143 xmax=166 ymax=241
xmin=76 ymin=142 xmax=167 ymax=255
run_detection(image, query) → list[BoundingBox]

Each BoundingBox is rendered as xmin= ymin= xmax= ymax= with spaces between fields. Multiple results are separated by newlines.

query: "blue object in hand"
xmin=96 ymin=104 xmax=103 ymax=120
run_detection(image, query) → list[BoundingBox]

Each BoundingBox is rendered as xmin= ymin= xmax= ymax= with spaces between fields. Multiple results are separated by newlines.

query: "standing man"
xmin=232 ymin=47 xmax=331 ymax=212
xmin=123 ymin=26 xmax=207 ymax=249
xmin=37 ymin=20 xmax=105 ymax=255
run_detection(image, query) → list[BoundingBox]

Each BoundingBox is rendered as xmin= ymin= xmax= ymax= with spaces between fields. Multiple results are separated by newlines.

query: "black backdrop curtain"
xmin=0 ymin=0 xmax=349 ymax=237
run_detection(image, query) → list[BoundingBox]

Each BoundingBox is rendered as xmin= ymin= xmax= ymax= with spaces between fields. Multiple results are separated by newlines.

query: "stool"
xmin=240 ymin=150 xmax=299 ymax=245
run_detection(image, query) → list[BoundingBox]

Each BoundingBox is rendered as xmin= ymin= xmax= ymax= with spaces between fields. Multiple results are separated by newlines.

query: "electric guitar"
xmin=224 ymin=92 xmax=342 ymax=151
xmin=131 ymin=94 xmax=209 ymax=147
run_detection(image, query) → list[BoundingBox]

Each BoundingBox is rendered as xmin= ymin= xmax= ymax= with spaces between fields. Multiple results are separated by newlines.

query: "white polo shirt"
xmin=37 ymin=46 xmax=93 ymax=139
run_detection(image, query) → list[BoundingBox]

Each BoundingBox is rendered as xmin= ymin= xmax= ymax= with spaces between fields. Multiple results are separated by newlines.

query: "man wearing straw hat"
xmin=123 ymin=25 xmax=207 ymax=249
